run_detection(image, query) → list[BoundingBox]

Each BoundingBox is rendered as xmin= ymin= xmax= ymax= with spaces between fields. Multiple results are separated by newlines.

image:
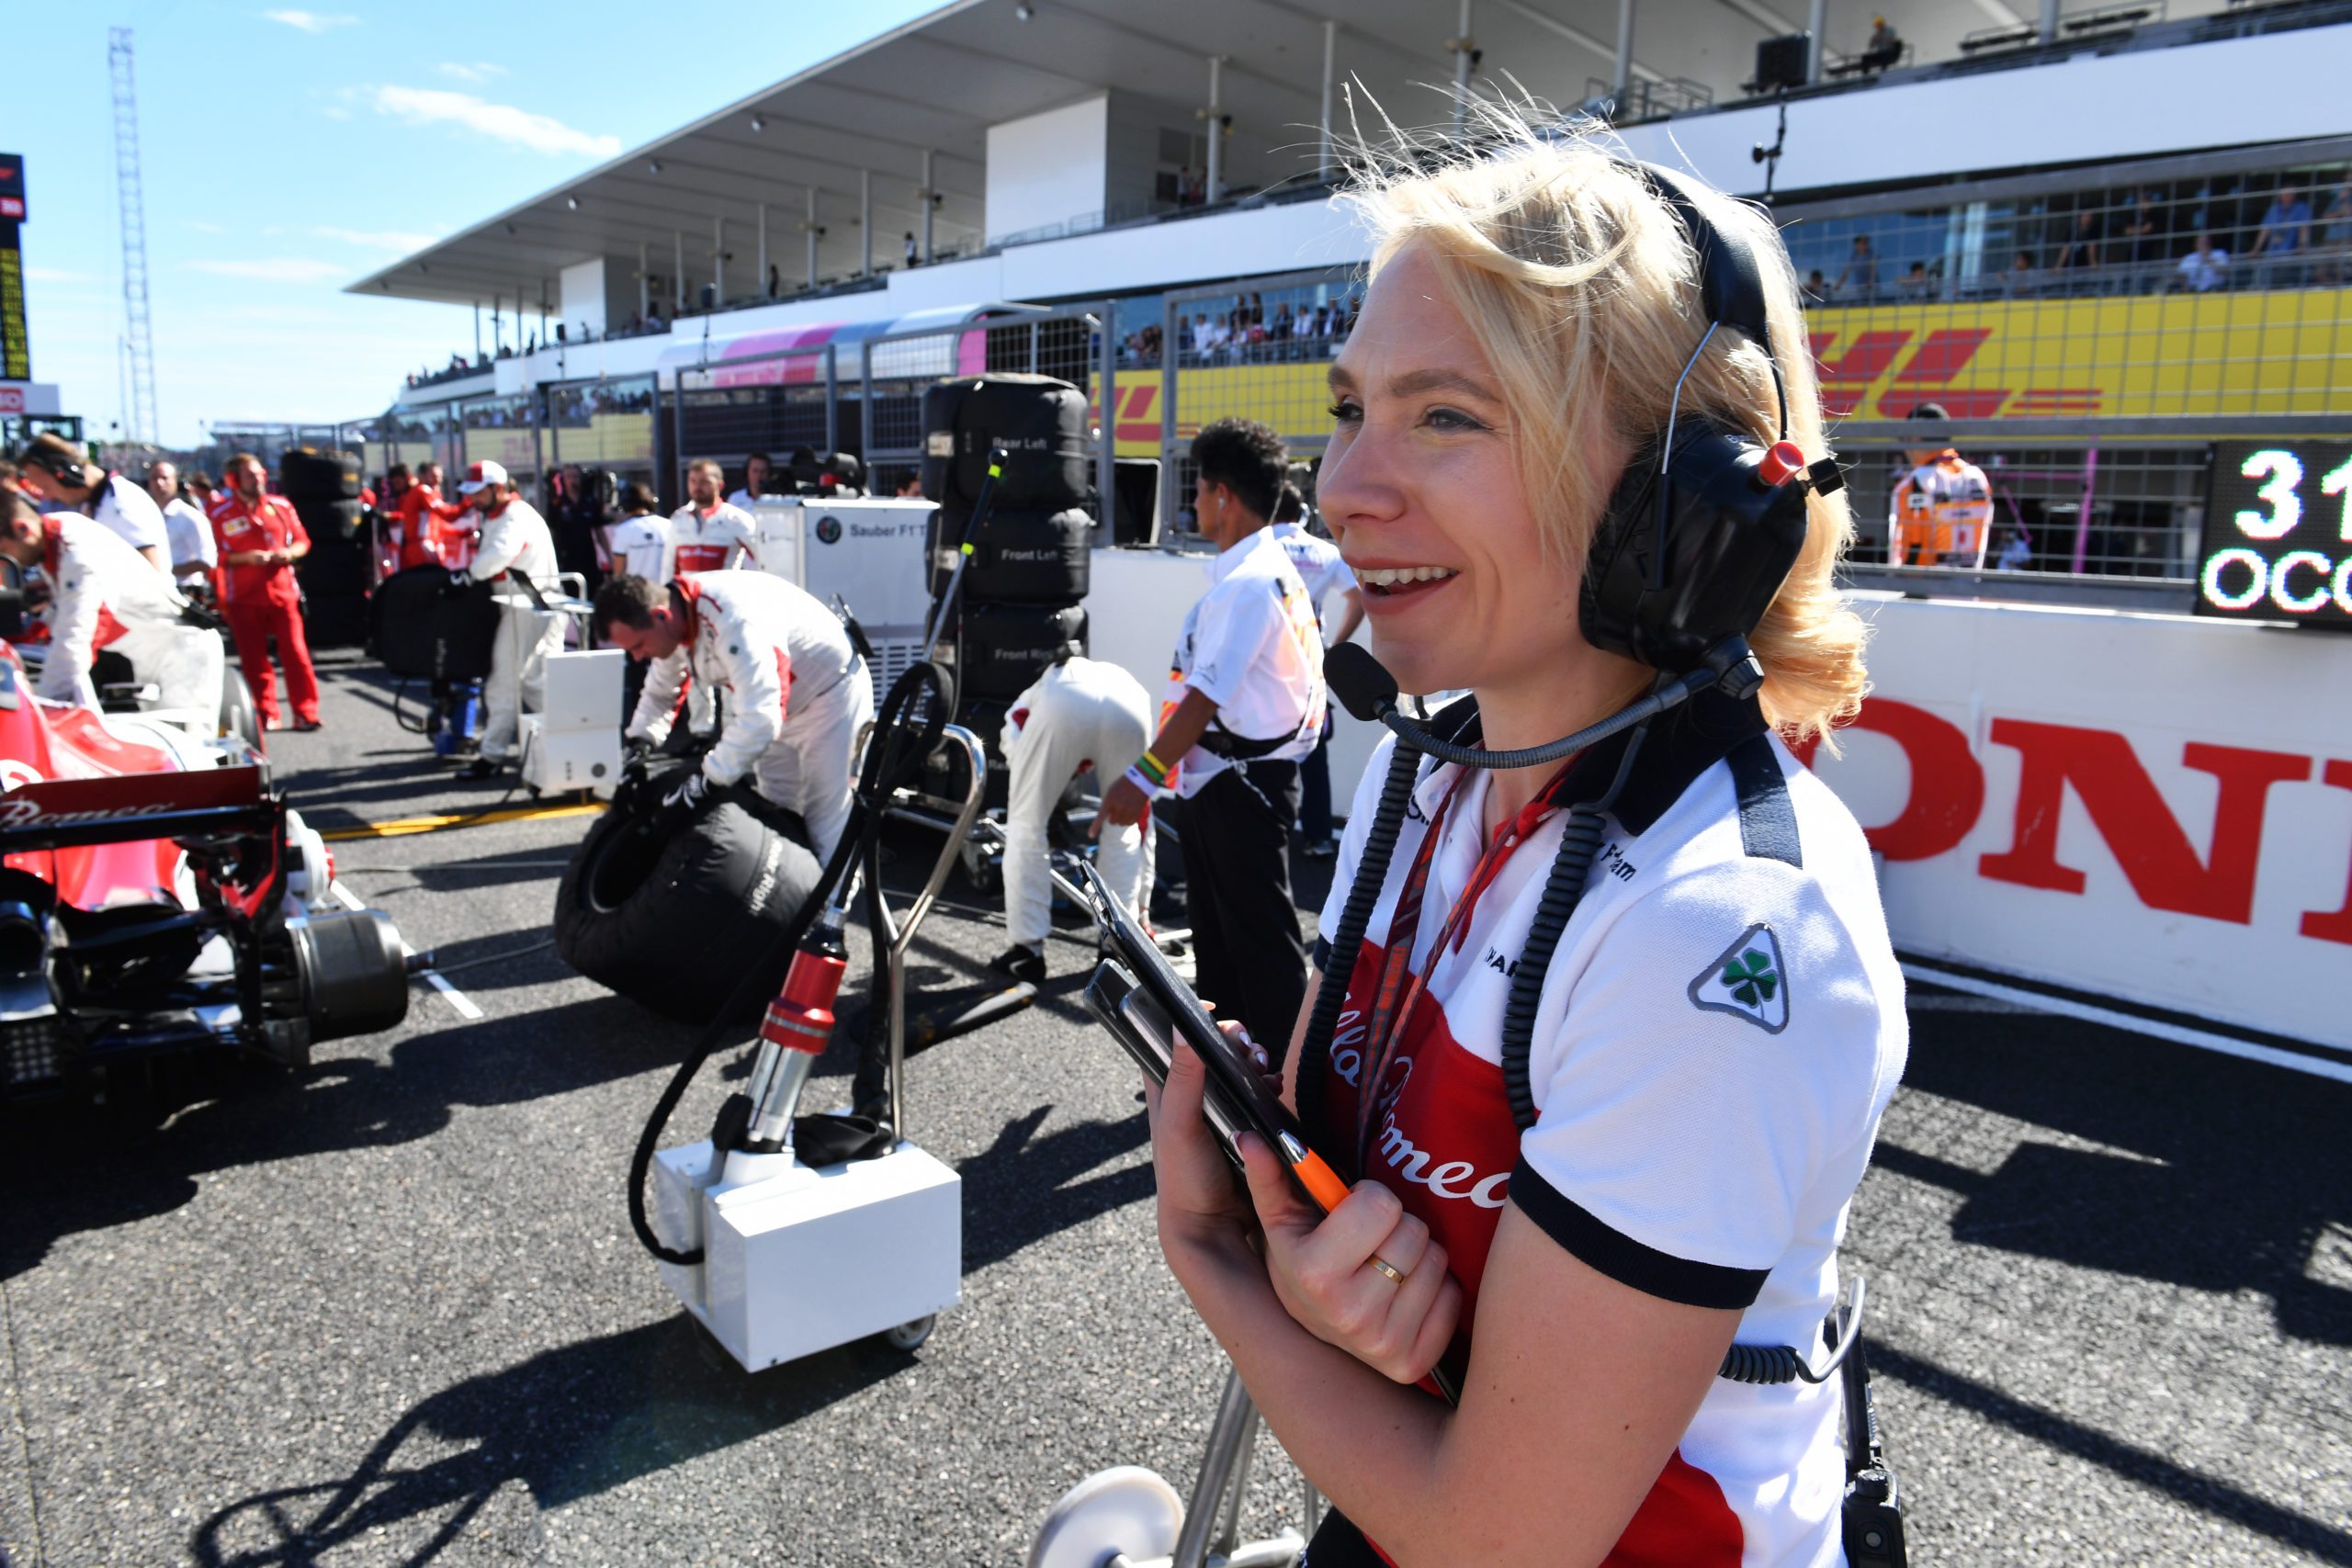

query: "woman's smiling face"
xmin=1317 ymin=243 xmax=1617 ymax=703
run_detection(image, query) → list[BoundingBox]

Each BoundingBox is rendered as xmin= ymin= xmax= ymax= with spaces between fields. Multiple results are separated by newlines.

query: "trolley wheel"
xmin=1025 ymin=1466 xmax=1183 ymax=1568
xmin=881 ymin=1314 xmax=936 ymax=1351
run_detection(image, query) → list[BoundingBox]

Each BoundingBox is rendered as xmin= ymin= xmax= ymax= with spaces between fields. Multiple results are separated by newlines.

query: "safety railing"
xmin=1158 ymin=268 xmax=1361 ymax=531
xmin=1781 ymin=140 xmax=2352 ymax=423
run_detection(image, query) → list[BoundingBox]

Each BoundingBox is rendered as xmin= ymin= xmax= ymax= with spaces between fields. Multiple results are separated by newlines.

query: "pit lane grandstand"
xmin=6 ymin=4 xmax=2351 ymax=1566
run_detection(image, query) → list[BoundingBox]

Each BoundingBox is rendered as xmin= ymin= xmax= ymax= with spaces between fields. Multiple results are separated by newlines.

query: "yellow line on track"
xmin=320 ymin=800 xmax=607 ymax=841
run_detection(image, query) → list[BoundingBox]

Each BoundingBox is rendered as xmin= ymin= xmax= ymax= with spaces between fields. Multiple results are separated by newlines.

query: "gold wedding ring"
xmin=1369 ymin=1256 xmax=1406 ymax=1284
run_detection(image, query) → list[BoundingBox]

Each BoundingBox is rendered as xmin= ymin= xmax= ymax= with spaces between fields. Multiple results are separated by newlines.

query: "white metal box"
xmin=651 ymin=1139 xmax=961 ymax=1372
xmin=536 ymin=648 xmax=626 ymax=734
xmin=747 ymin=498 xmax=936 ymax=708
xmin=518 ymin=716 xmax=622 ymax=797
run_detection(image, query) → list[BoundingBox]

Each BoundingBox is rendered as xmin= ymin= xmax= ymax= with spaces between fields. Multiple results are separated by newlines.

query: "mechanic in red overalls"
xmin=1144 ymin=142 xmax=1905 ymax=1568
xmin=208 ymin=454 xmax=321 ymax=731
xmin=390 ymin=460 xmax=468 ymax=571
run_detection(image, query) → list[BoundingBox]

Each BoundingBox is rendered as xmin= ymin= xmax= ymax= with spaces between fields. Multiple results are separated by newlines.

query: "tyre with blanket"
xmin=554 ymin=778 xmax=822 ymax=1023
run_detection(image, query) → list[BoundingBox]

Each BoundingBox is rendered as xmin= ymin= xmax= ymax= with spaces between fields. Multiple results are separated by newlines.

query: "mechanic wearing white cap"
xmin=989 ymin=654 xmax=1156 ymax=986
xmin=455 ymin=460 xmax=562 ymax=780
xmin=1099 ymin=416 xmax=1325 ymax=1055
xmin=0 ymin=486 xmax=222 ymax=717
xmin=15 ymin=433 xmax=170 ymax=572
xmin=593 ymin=570 xmax=874 ymax=863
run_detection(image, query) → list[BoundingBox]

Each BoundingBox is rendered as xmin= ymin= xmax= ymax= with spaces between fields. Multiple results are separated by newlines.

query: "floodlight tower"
xmin=107 ymin=27 xmax=158 ymax=445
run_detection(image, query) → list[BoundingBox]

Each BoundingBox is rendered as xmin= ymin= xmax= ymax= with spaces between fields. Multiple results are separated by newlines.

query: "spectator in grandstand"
xmin=728 ymin=453 xmax=776 ymax=511
xmin=2006 ymin=248 xmax=2040 ymax=294
xmin=1834 ymin=232 xmax=1877 ymax=299
xmin=1803 ymin=269 xmax=1828 ymax=306
xmin=1891 ymin=403 xmax=1995 ymax=568
xmin=904 ymin=231 xmax=920 ymax=267
xmin=2053 ymin=209 xmax=2104 ymax=288
xmin=1898 ymin=261 xmax=1933 ymax=299
xmin=1996 ymin=525 xmax=2033 ymax=572
xmin=209 ymin=453 xmax=321 ymax=730
xmin=143 ymin=460 xmax=217 ymax=585
xmin=2118 ymin=190 xmax=2166 ymax=290
xmin=2177 ymin=231 xmax=2231 ymax=292
xmin=1860 ymin=14 xmax=1902 ymax=70
xmin=2253 ymin=180 xmax=2313 ymax=288
xmin=15 ymin=434 xmax=170 ymax=570
xmin=2319 ymin=180 xmax=2352 ymax=285
xmin=767 ymin=265 xmax=780 ymax=299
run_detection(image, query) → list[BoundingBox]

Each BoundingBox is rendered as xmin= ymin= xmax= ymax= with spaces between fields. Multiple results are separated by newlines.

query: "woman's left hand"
xmin=1239 ymin=1129 xmax=1464 ymax=1385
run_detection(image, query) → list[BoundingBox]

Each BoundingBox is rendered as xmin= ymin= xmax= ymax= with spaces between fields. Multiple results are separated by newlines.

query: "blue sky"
xmin=11 ymin=1 xmax=939 ymax=447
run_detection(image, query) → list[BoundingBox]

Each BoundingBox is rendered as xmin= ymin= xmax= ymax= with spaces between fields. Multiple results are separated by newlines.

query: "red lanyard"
xmin=1351 ymin=761 xmax=1576 ymax=1175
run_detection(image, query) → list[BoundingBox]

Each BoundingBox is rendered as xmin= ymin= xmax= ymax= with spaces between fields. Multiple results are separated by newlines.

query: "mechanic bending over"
xmin=1144 ymin=126 xmax=1905 ymax=1567
xmin=989 ymin=653 xmax=1156 ymax=986
xmin=0 ymin=486 xmax=223 ymax=715
xmin=15 ymin=433 xmax=170 ymax=572
xmin=594 ymin=570 xmax=875 ymax=864
xmin=1101 ymin=416 xmax=1327 ymax=1060
xmin=455 ymin=459 xmax=562 ymax=781
xmin=209 ymin=454 xmax=322 ymax=732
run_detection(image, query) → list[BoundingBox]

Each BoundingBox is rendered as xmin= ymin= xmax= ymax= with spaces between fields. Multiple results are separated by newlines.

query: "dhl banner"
xmin=1806 ymin=289 xmax=2352 ymax=421
xmin=1103 ymin=290 xmax=2352 ymax=453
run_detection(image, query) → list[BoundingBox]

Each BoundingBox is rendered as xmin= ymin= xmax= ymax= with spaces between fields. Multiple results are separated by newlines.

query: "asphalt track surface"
xmin=2 ymin=653 xmax=2347 ymax=1566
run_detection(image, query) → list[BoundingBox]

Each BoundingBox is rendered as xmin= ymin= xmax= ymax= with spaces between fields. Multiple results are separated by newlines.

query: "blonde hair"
xmin=1342 ymin=107 xmax=1867 ymax=743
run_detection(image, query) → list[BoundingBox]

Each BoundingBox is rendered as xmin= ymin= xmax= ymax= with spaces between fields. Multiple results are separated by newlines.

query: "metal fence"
xmin=1781 ymin=139 xmax=2352 ymax=422
xmin=1838 ymin=438 xmax=2211 ymax=578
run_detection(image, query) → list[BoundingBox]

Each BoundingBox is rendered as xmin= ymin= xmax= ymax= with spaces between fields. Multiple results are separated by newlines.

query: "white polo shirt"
xmin=90 ymin=474 xmax=169 ymax=558
xmin=1307 ymin=693 xmax=1907 ymax=1567
xmin=661 ymin=500 xmax=760 ymax=580
xmin=603 ymin=514 xmax=666 ymax=582
xmin=1271 ymin=520 xmax=1355 ymax=632
xmin=161 ymin=496 xmax=218 ymax=570
xmin=1165 ymin=525 xmax=1324 ymax=796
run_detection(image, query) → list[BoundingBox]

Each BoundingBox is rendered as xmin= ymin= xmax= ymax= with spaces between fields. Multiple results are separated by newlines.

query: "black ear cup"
xmin=1579 ymin=421 xmax=1811 ymax=674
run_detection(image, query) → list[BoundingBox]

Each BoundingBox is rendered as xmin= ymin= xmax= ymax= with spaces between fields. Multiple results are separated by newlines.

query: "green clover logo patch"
xmin=1688 ymin=923 xmax=1790 ymax=1033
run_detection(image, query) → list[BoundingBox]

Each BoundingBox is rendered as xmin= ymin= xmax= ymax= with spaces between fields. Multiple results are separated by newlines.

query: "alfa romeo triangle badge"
xmin=1688 ymin=923 xmax=1790 ymax=1033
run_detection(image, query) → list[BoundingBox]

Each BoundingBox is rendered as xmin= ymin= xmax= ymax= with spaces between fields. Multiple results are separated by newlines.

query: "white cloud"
xmin=263 ymin=10 xmax=357 ymax=32
xmin=23 ymin=267 xmax=94 ymax=284
xmin=368 ymin=85 xmax=618 ymax=158
xmin=187 ymin=258 xmax=352 ymax=285
xmin=314 ymin=226 xmax=441 ymax=253
xmin=435 ymin=62 xmax=508 ymax=85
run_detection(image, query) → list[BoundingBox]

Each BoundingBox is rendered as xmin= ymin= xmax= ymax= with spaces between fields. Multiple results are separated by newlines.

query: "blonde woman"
xmin=1146 ymin=121 xmax=1907 ymax=1568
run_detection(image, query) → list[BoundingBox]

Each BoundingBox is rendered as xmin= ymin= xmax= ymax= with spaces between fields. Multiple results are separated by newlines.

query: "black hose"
xmin=626 ymin=657 xmax=950 ymax=1266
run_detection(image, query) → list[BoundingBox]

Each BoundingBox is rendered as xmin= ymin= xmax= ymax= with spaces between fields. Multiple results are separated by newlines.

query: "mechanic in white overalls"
xmin=455 ymin=460 xmax=562 ymax=781
xmin=594 ymin=570 xmax=873 ymax=863
xmin=0 ymin=487 xmax=221 ymax=719
xmin=989 ymin=654 xmax=1156 ymax=985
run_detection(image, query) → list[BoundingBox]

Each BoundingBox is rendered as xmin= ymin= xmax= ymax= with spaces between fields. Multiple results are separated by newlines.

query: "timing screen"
xmin=2198 ymin=441 xmax=2352 ymax=626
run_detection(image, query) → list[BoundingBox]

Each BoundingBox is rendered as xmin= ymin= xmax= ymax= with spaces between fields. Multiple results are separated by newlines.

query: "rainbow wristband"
xmin=1134 ymin=749 xmax=1173 ymax=787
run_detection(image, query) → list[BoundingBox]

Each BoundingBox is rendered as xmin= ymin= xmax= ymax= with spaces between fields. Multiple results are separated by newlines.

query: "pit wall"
xmin=1087 ymin=549 xmax=2352 ymax=1071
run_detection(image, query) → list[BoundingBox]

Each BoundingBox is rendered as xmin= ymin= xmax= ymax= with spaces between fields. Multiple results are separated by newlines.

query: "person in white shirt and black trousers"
xmin=1100 ymin=417 xmax=1327 ymax=1056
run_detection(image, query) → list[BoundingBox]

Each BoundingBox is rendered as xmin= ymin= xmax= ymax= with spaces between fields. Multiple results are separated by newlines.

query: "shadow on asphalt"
xmin=1879 ymin=1013 xmax=2352 ymax=1345
xmin=0 ymin=995 xmax=696 ymax=1281
xmin=187 ymin=1316 xmax=914 ymax=1568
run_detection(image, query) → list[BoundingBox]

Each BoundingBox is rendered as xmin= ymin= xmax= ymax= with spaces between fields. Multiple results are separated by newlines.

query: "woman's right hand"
xmin=1238 ymin=1134 xmax=1464 ymax=1385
